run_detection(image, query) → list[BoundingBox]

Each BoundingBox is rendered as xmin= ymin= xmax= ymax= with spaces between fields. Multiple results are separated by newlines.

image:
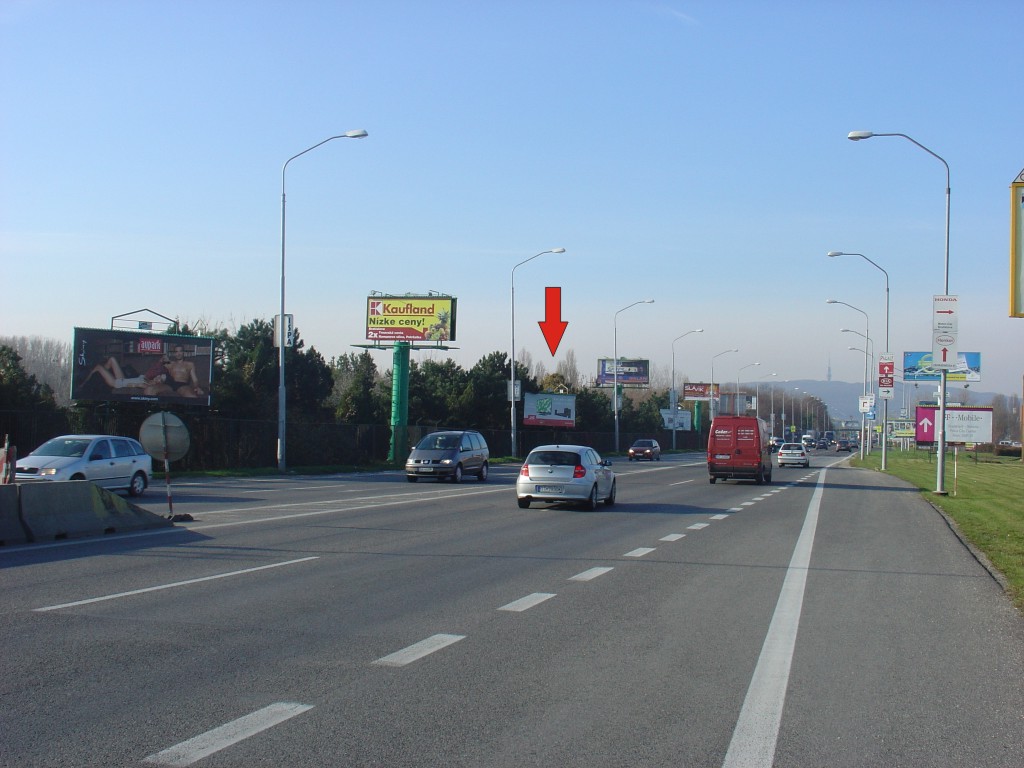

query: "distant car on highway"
xmin=14 ymin=434 xmax=151 ymax=496
xmin=627 ymin=438 xmax=661 ymax=461
xmin=836 ymin=439 xmax=851 ymax=452
xmin=777 ymin=442 xmax=810 ymax=468
xmin=516 ymin=444 xmax=616 ymax=510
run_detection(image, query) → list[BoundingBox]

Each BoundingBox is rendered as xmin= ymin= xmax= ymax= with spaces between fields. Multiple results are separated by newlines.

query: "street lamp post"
xmin=613 ymin=300 xmax=655 ymax=452
xmin=279 ymin=129 xmax=368 ymax=472
xmin=736 ymin=362 xmax=760 ymax=415
xmin=670 ymin=329 xmax=703 ymax=449
xmin=710 ymin=349 xmax=738 ymax=421
xmin=848 ymin=130 xmax=951 ymax=494
xmin=828 ymin=299 xmax=871 ymax=460
xmin=829 ymin=250 xmax=891 ymax=469
xmin=510 ymin=248 xmax=566 ymax=458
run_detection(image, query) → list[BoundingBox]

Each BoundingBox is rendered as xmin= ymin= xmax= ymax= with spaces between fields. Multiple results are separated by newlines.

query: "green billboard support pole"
xmin=388 ymin=342 xmax=411 ymax=465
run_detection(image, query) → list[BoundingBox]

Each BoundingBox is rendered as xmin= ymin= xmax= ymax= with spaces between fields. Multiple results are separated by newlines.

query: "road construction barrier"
xmin=0 ymin=484 xmax=28 ymax=545
xmin=18 ymin=481 xmax=173 ymax=542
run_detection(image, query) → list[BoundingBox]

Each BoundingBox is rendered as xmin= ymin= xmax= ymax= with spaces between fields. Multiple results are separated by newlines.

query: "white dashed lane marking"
xmin=623 ymin=547 xmax=656 ymax=558
xmin=570 ymin=567 xmax=614 ymax=581
xmin=499 ymin=593 xmax=557 ymax=612
xmin=372 ymin=634 xmax=466 ymax=666
xmin=143 ymin=702 xmax=314 ymax=766
xmin=660 ymin=533 xmax=686 ymax=542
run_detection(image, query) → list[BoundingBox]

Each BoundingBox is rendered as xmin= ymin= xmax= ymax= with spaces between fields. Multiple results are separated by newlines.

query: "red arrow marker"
xmin=935 ymin=310 xmax=955 ymax=315
xmin=538 ymin=287 xmax=569 ymax=356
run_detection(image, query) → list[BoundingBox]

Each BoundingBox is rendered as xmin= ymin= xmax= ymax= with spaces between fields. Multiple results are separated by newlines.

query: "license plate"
xmin=536 ymin=485 xmax=562 ymax=493
xmin=714 ymin=454 xmax=730 ymax=460
xmin=419 ymin=467 xmax=433 ymax=473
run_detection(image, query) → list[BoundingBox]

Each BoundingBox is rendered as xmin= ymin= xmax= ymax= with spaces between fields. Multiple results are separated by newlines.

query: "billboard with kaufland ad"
xmin=365 ymin=296 xmax=457 ymax=342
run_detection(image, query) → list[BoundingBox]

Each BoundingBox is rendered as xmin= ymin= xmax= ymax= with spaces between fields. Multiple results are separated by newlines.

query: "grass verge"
xmin=852 ymin=449 xmax=1024 ymax=612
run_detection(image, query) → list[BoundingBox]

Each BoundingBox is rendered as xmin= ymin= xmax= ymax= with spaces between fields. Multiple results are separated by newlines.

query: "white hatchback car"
xmin=15 ymin=434 xmax=152 ymax=496
xmin=777 ymin=442 xmax=809 ymax=468
xmin=516 ymin=444 xmax=616 ymax=510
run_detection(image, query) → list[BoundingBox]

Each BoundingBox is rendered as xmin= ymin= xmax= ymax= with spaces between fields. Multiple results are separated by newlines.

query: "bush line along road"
xmin=2 ymin=452 xmax=1023 ymax=766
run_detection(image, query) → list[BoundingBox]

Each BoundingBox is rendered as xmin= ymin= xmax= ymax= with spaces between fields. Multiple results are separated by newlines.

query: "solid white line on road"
xmin=372 ymin=634 xmax=466 ymax=667
xmin=688 ymin=523 xmax=710 ymax=530
xmin=569 ymin=567 xmax=614 ymax=581
xmin=33 ymin=557 xmax=320 ymax=612
xmin=498 ymin=593 xmax=557 ymax=612
xmin=623 ymin=547 xmax=656 ymax=558
xmin=143 ymin=702 xmax=314 ymax=766
xmin=710 ymin=514 xmax=730 ymax=520
xmin=722 ymin=469 xmax=827 ymax=768
xmin=670 ymin=479 xmax=696 ymax=486
xmin=660 ymin=533 xmax=686 ymax=542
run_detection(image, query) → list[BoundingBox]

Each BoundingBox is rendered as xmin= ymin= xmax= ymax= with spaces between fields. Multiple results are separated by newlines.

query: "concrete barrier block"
xmin=0 ymin=484 xmax=28 ymax=546
xmin=19 ymin=481 xmax=173 ymax=542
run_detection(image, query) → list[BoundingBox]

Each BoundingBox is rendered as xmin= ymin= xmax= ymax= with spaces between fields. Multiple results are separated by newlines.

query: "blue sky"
xmin=3 ymin=0 xmax=1023 ymax=403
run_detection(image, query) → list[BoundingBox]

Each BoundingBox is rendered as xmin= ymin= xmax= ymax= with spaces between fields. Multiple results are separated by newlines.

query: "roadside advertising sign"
xmin=660 ymin=409 xmax=693 ymax=431
xmin=681 ymin=382 xmax=719 ymax=401
xmin=365 ymin=295 xmax=456 ymax=342
xmin=597 ymin=359 xmax=650 ymax=387
xmin=71 ymin=328 xmax=214 ymax=407
xmin=523 ymin=393 xmax=576 ymax=427
xmin=915 ymin=405 xmax=994 ymax=444
xmin=903 ymin=351 xmax=981 ymax=382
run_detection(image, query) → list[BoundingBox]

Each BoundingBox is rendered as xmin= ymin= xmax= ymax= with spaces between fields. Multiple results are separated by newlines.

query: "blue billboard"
xmin=902 ymin=351 xmax=981 ymax=382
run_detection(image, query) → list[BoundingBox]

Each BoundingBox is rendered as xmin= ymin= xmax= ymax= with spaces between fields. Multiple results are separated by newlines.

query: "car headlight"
xmin=440 ymin=459 xmax=453 ymax=465
xmin=39 ymin=468 xmax=58 ymax=476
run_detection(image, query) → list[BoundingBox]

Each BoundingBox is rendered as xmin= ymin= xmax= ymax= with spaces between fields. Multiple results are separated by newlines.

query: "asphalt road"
xmin=2 ymin=452 xmax=1022 ymax=767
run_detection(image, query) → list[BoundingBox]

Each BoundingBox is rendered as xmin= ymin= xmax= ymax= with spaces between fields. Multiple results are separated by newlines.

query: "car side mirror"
xmin=603 ymin=459 xmax=613 ymax=467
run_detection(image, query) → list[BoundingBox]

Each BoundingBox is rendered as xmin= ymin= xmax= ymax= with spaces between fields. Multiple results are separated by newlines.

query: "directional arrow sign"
xmin=538 ymin=286 xmax=569 ymax=356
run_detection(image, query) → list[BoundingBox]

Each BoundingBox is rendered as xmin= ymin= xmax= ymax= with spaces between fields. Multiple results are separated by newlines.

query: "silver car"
xmin=15 ymin=434 xmax=152 ymax=496
xmin=516 ymin=444 xmax=616 ymax=510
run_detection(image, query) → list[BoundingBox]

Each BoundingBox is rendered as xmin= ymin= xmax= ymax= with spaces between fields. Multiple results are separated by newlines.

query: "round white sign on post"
xmin=140 ymin=412 xmax=190 ymax=461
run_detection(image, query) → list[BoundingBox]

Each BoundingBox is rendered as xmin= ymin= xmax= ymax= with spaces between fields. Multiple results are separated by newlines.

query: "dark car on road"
xmin=628 ymin=439 xmax=661 ymax=461
xmin=836 ymin=439 xmax=851 ymax=452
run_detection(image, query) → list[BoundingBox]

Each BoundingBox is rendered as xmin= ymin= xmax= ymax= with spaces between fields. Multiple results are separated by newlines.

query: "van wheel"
xmin=755 ymin=468 xmax=764 ymax=485
xmin=477 ymin=462 xmax=488 ymax=482
xmin=451 ymin=464 xmax=463 ymax=483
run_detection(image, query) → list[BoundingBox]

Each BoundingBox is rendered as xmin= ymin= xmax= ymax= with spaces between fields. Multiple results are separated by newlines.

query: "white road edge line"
xmin=33 ymin=557 xmax=320 ymax=612
xmin=722 ymin=468 xmax=827 ymax=768
xmin=143 ymin=702 xmax=314 ymax=767
xmin=498 ymin=592 xmax=557 ymax=611
xmin=372 ymin=633 xmax=466 ymax=666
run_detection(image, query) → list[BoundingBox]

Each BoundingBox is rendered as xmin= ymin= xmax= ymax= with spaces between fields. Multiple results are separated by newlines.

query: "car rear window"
xmin=526 ymin=451 xmax=580 ymax=466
